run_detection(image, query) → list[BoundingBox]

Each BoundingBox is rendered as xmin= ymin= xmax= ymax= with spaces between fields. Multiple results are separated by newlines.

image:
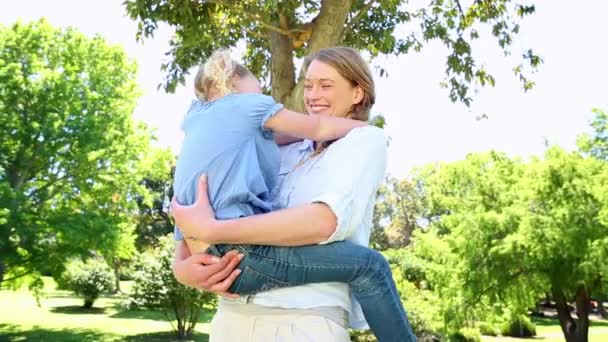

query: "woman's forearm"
xmin=174 ymin=239 xmax=191 ymax=263
xmin=211 ymin=203 xmax=337 ymax=246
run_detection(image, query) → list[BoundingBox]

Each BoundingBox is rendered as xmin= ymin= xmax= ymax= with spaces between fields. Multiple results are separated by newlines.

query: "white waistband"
xmin=218 ymin=298 xmax=348 ymax=329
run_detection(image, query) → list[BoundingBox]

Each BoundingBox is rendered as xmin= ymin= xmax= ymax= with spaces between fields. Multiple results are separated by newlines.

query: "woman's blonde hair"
xmin=194 ymin=49 xmax=251 ymax=101
xmin=302 ymin=47 xmax=376 ymax=156
xmin=302 ymin=47 xmax=375 ymax=121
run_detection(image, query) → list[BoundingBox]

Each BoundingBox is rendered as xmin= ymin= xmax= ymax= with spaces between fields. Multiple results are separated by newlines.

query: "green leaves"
xmin=0 ymin=19 xmax=165 ymax=288
xmin=124 ymin=0 xmax=539 ymax=108
xmin=409 ymin=147 xmax=608 ymax=336
xmin=58 ymin=258 xmax=116 ymax=308
xmin=578 ymin=108 xmax=608 ymax=161
xmin=127 ymin=235 xmax=216 ymax=339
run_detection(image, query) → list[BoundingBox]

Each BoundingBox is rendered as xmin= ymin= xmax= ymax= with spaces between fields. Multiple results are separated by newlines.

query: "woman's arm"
xmin=172 ymin=127 xmax=387 ymax=247
xmin=171 ymin=175 xmax=337 ymax=246
xmin=172 ymin=239 xmax=243 ymax=297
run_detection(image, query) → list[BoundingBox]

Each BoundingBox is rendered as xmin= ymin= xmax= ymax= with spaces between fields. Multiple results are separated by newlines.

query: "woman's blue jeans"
xmin=207 ymin=241 xmax=416 ymax=342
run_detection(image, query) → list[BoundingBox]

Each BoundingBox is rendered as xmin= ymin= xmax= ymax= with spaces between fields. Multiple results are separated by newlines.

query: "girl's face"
xmin=235 ymin=74 xmax=262 ymax=94
xmin=303 ymin=60 xmax=363 ymax=118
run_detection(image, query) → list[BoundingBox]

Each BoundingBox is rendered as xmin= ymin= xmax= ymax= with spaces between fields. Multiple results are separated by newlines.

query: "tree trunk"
xmin=269 ymin=30 xmax=296 ymax=106
xmin=113 ymin=258 xmax=121 ymax=293
xmin=574 ymin=285 xmax=590 ymax=342
xmin=84 ymin=298 xmax=94 ymax=309
xmin=307 ymin=0 xmax=353 ymax=54
xmin=552 ymin=286 xmax=590 ymax=342
xmin=284 ymin=0 xmax=353 ymax=111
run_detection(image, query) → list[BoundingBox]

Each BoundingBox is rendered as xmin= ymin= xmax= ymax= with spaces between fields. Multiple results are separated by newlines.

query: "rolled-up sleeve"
xmin=309 ymin=127 xmax=388 ymax=244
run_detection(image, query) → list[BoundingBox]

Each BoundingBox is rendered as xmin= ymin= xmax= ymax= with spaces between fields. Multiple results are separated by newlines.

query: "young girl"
xmin=172 ymin=50 xmax=413 ymax=342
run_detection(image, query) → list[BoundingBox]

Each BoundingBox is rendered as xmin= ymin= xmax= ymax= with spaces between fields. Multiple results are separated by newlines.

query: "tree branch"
xmin=343 ymin=0 xmax=378 ymax=37
xmin=1 ymin=270 xmax=33 ymax=283
xmin=204 ymin=0 xmax=291 ymax=36
xmin=464 ymin=268 xmax=528 ymax=307
xmin=455 ymin=0 xmax=465 ymax=18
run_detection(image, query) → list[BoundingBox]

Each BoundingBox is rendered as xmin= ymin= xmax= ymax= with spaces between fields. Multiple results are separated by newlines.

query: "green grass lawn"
xmin=2 ymin=278 xmax=607 ymax=341
xmin=0 ymin=277 xmax=213 ymax=341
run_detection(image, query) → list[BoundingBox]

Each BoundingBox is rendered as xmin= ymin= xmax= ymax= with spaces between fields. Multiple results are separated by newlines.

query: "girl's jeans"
xmin=207 ymin=241 xmax=416 ymax=342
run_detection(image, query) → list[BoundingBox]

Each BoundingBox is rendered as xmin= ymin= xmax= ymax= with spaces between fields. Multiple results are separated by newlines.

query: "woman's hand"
xmin=171 ymin=174 xmax=219 ymax=243
xmin=173 ymin=240 xmax=242 ymax=298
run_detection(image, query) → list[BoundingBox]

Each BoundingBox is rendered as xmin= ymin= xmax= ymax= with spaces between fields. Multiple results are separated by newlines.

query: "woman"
xmin=172 ymin=47 xmax=415 ymax=341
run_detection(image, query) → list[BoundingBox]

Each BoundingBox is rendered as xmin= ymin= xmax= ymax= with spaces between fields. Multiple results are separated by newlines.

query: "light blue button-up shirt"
xmin=250 ymin=126 xmax=388 ymax=329
xmin=173 ymin=94 xmax=283 ymax=239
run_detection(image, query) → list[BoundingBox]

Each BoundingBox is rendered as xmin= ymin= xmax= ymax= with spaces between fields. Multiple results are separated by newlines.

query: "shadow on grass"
xmin=110 ymin=309 xmax=215 ymax=324
xmin=123 ymin=331 xmax=209 ymax=342
xmin=0 ymin=324 xmax=210 ymax=342
xmin=0 ymin=324 xmax=112 ymax=342
xmin=110 ymin=308 xmax=168 ymax=321
xmin=532 ymin=317 xmax=608 ymax=328
xmin=49 ymin=305 xmax=106 ymax=315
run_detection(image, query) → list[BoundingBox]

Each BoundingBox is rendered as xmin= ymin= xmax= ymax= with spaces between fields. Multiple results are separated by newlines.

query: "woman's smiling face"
xmin=303 ymin=59 xmax=363 ymax=118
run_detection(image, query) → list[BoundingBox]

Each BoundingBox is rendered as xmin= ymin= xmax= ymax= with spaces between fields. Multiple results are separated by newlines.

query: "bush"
xmin=500 ymin=315 xmax=536 ymax=337
xmin=478 ymin=322 xmax=500 ymax=336
xmin=127 ymin=235 xmax=216 ymax=340
xmin=383 ymin=249 xmax=443 ymax=340
xmin=59 ymin=258 xmax=115 ymax=308
xmin=449 ymin=328 xmax=481 ymax=342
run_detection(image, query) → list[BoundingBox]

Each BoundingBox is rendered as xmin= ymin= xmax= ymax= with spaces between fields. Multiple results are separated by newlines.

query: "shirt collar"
xmin=298 ymin=139 xmax=315 ymax=152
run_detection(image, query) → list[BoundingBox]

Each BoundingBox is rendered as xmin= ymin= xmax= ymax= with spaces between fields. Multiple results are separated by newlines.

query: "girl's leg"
xmin=212 ymin=242 xmax=416 ymax=342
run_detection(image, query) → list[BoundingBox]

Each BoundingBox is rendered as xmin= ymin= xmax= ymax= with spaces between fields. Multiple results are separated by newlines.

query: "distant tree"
xmin=578 ymin=108 xmax=608 ymax=161
xmin=414 ymin=149 xmax=608 ymax=342
xmin=371 ymin=177 xmax=425 ymax=250
xmin=133 ymin=152 xmax=175 ymax=252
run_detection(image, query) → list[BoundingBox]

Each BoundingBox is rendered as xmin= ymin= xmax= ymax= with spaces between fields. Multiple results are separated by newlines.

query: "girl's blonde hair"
xmin=194 ymin=49 xmax=251 ymax=101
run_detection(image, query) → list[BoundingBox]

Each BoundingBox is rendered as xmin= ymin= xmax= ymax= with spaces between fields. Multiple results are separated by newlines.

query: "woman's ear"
xmin=352 ymin=85 xmax=364 ymax=105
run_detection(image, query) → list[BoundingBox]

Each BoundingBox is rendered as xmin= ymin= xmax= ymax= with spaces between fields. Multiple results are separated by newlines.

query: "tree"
xmin=124 ymin=0 xmax=540 ymax=109
xmin=0 ymin=19 xmax=154 ymax=291
xmin=413 ymin=149 xmax=608 ymax=342
xmin=371 ymin=177 xmax=426 ymax=250
xmin=577 ymin=107 xmax=608 ymax=319
xmin=128 ymin=235 xmax=217 ymax=340
xmin=578 ymin=108 xmax=608 ymax=161
xmin=133 ymin=152 xmax=175 ymax=252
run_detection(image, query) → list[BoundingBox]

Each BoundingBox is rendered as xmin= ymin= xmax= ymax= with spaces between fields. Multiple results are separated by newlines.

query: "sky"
xmin=2 ymin=0 xmax=607 ymax=178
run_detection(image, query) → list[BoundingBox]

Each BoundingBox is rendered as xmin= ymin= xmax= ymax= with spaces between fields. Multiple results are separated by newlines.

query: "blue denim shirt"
xmin=173 ymin=94 xmax=283 ymax=239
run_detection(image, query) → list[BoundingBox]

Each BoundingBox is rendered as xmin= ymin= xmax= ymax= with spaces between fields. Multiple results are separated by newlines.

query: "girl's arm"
xmin=273 ymin=132 xmax=302 ymax=145
xmin=264 ymin=109 xmax=367 ymax=142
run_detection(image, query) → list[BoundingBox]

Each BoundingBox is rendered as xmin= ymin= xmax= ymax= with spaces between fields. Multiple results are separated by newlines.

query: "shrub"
xmin=500 ymin=314 xmax=536 ymax=337
xmin=127 ymin=235 xmax=216 ymax=340
xmin=59 ymin=258 xmax=115 ymax=308
xmin=449 ymin=327 xmax=481 ymax=342
xmin=478 ymin=322 xmax=500 ymax=336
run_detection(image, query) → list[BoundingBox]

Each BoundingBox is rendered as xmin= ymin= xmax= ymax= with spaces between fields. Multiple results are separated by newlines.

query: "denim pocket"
xmin=230 ymin=265 xmax=290 ymax=295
